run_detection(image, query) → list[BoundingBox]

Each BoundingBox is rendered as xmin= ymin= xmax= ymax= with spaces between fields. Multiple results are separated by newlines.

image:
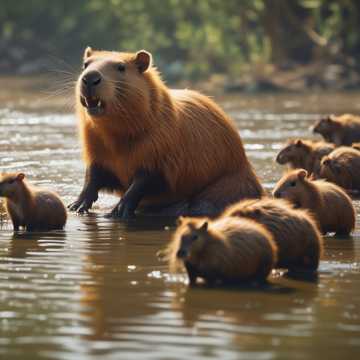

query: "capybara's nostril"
xmin=176 ymin=249 xmax=187 ymax=258
xmin=82 ymin=71 xmax=102 ymax=87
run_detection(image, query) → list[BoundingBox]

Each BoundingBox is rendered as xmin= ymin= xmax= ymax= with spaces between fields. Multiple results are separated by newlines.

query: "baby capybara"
xmin=313 ymin=114 xmax=360 ymax=146
xmin=0 ymin=173 xmax=67 ymax=231
xmin=319 ymin=147 xmax=360 ymax=192
xmin=273 ymin=169 xmax=355 ymax=236
xmin=223 ymin=198 xmax=323 ymax=271
xmin=166 ymin=216 xmax=277 ymax=286
xmin=276 ymin=139 xmax=334 ymax=176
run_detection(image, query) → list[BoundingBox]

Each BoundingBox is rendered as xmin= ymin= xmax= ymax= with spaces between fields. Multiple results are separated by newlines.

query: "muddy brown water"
xmin=0 ymin=82 xmax=360 ymax=360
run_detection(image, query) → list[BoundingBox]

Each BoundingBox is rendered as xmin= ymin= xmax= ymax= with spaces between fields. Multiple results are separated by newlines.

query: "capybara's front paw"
xmin=105 ymin=200 xmax=135 ymax=219
xmin=68 ymin=197 xmax=93 ymax=213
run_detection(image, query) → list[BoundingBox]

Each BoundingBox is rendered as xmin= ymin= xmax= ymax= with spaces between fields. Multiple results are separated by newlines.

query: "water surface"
xmin=0 ymin=82 xmax=360 ymax=359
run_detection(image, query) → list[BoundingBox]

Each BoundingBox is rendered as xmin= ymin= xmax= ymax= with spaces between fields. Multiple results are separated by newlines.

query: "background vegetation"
xmin=1 ymin=0 xmax=360 ymax=89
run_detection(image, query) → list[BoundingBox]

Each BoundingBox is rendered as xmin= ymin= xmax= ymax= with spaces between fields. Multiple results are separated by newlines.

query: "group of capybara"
xmin=0 ymin=48 xmax=359 ymax=287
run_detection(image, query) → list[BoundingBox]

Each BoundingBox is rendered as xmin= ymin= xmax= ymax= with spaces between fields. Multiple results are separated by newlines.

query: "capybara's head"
xmin=276 ymin=139 xmax=308 ymax=165
xmin=77 ymin=47 xmax=153 ymax=117
xmin=312 ymin=115 xmax=340 ymax=140
xmin=0 ymin=173 xmax=25 ymax=198
xmin=175 ymin=217 xmax=209 ymax=260
xmin=319 ymin=156 xmax=343 ymax=184
xmin=272 ymin=169 xmax=308 ymax=206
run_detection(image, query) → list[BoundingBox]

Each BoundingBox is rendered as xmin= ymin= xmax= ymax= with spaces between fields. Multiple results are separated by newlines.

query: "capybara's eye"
xmin=117 ymin=63 xmax=126 ymax=72
xmin=289 ymin=181 xmax=296 ymax=187
xmin=83 ymin=62 xmax=89 ymax=70
xmin=191 ymin=234 xmax=198 ymax=241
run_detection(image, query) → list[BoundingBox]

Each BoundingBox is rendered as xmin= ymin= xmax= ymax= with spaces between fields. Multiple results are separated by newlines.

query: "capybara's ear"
xmin=16 ymin=173 xmax=25 ymax=181
xmin=295 ymin=139 xmax=303 ymax=147
xmin=199 ymin=221 xmax=208 ymax=232
xmin=135 ymin=50 xmax=152 ymax=73
xmin=322 ymin=157 xmax=331 ymax=166
xmin=84 ymin=46 xmax=93 ymax=60
xmin=176 ymin=216 xmax=185 ymax=226
xmin=298 ymin=169 xmax=308 ymax=180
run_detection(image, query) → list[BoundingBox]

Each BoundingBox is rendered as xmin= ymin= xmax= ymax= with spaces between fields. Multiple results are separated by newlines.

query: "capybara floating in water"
xmin=273 ymin=169 xmax=355 ymax=236
xmin=0 ymin=173 xmax=67 ymax=231
xmin=313 ymin=114 xmax=360 ymax=146
xmin=165 ymin=216 xmax=277 ymax=286
xmin=223 ymin=198 xmax=323 ymax=271
xmin=276 ymin=139 xmax=334 ymax=177
xmin=68 ymin=48 xmax=263 ymax=218
xmin=319 ymin=147 xmax=360 ymax=192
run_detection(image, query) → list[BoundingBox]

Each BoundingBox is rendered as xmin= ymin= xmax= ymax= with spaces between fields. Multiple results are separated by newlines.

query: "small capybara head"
xmin=276 ymin=139 xmax=308 ymax=165
xmin=0 ymin=173 xmax=25 ymax=198
xmin=312 ymin=115 xmax=340 ymax=141
xmin=319 ymin=156 xmax=344 ymax=184
xmin=272 ymin=169 xmax=308 ymax=205
xmin=175 ymin=217 xmax=209 ymax=260
xmin=77 ymin=47 xmax=153 ymax=117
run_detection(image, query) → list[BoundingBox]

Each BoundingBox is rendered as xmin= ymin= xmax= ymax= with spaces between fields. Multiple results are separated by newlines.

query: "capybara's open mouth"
xmin=80 ymin=96 xmax=105 ymax=116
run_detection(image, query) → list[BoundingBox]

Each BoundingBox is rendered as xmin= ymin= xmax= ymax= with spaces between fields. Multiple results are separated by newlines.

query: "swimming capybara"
xmin=319 ymin=146 xmax=360 ymax=192
xmin=273 ymin=169 xmax=355 ymax=236
xmin=223 ymin=198 xmax=323 ymax=271
xmin=313 ymin=114 xmax=360 ymax=146
xmin=68 ymin=48 xmax=263 ymax=218
xmin=0 ymin=173 xmax=67 ymax=231
xmin=276 ymin=139 xmax=334 ymax=176
xmin=165 ymin=216 xmax=277 ymax=286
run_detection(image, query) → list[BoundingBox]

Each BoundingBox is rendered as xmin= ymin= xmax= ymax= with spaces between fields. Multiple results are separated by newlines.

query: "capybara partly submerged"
xmin=276 ymin=139 xmax=334 ymax=177
xmin=223 ymin=198 xmax=323 ymax=271
xmin=313 ymin=114 xmax=360 ymax=146
xmin=319 ymin=147 xmax=360 ymax=192
xmin=165 ymin=216 xmax=277 ymax=286
xmin=68 ymin=48 xmax=263 ymax=218
xmin=0 ymin=173 xmax=67 ymax=231
xmin=273 ymin=169 xmax=355 ymax=236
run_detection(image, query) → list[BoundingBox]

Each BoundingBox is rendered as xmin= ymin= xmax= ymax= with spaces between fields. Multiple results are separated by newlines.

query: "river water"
xmin=0 ymin=81 xmax=359 ymax=359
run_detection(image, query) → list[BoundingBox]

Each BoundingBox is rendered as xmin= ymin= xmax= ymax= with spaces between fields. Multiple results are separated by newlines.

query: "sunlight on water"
xmin=0 ymin=87 xmax=360 ymax=359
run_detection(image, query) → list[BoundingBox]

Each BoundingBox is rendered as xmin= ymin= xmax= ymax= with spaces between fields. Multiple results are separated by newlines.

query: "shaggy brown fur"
xmin=166 ymin=216 xmax=277 ymax=285
xmin=273 ymin=169 xmax=355 ymax=235
xmin=319 ymin=147 xmax=360 ymax=191
xmin=73 ymin=48 xmax=263 ymax=216
xmin=223 ymin=198 xmax=323 ymax=271
xmin=313 ymin=114 xmax=360 ymax=146
xmin=0 ymin=173 xmax=67 ymax=231
xmin=276 ymin=139 xmax=334 ymax=176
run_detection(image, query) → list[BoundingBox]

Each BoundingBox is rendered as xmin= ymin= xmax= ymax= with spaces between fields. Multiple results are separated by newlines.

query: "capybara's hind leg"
xmin=191 ymin=171 xmax=264 ymax=214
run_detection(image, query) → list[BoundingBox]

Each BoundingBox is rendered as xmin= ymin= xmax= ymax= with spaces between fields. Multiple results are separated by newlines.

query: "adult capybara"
xmin=223 ymin=198 xmax=323 ymax=271
xmin=68 ymin=48 xmax=263 ymax=218
xmin=276 ymin=139 xmax=334 ymax=176
xmin=165 ymin=216 xmax=277 ymax=286
xmin=319 ymin=146 xmax=360 ymax=192
xmin=273 ymin=169 xmax=355 ymax=236
xmin=313 ymin=114 xmax=360 ymax=146
xmin=0 ymin=173 xmax=67 ymax=231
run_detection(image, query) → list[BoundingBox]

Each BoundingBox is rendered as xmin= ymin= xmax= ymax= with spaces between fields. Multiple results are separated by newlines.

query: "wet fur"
xmin=0 ymin=173 xmax=67 ymax=231
xmin=76 ymin=49 xmax=263 ymax=215
xmin=166 ymin=216 xmax=277 ymax=285
xmin=319 ymin=147 xmax=360 ymax=191
xmin=223 ymin=198 xmax=323 ymax=271
xmin=273 ymin=169 xmax=355 ymax=235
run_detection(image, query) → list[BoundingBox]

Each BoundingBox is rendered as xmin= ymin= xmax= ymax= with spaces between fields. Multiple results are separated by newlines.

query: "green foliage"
xmin=0 ymin=0 xmax=359 ymax=79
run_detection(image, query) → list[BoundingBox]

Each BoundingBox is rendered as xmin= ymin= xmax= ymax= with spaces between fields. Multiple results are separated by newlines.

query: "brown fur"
xmin=273 ymin=169 xmax=355 ymax=235
xmin=0 ymin=173 xmax=67 ymax=231
xmin=276 ymin=139 xmax=334 ymax=176
xmin=352 ymin=143 xmax=360 ymax=151
xmin=223 ymin=198 xmax=323 ymax=271
xmin=313 ymin=114 xmax=360 ymax=146
xmin=319 ymin=146 xmax=360 ymax=191
xmin=165 ymin=216 xmax=277 ymax=285
xmin=76 ymin=48 xmax=263 ymax=214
